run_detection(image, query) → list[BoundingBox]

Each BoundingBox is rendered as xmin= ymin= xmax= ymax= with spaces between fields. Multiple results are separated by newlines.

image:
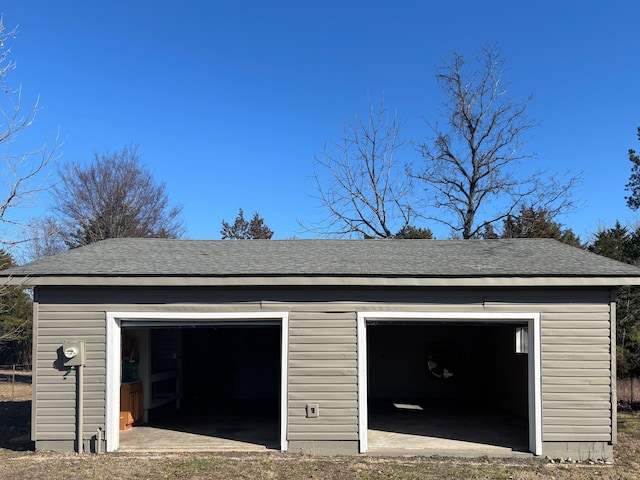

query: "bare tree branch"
xmin=0 ymin=18 xmax=55 ymax=365
xmin=25 ymin=216 xmax=66 ymax=260
xmin=411 ymin=44 xmax=580 ymax=239
xmin=52 ymin=145 xmax=184 ymax=248
xmin=0 ymin=18 xmax=59 ymax=248
xmin=305 ymin=96 xmax=417 ymax=238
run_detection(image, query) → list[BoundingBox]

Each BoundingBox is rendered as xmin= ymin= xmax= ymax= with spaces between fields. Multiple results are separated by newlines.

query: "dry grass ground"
xmin=1 ymin=372 xmax=639 ymax=479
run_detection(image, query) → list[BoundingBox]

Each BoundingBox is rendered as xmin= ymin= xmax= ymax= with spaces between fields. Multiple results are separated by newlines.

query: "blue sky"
xmin=1 ymin=1 xmax=639 ymax=242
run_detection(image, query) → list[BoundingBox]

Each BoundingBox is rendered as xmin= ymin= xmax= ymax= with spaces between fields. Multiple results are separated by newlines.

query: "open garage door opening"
xmin=358 ymin=313 xmax=541 ymax=456
xmin=105 ymin=312 xmax=289 ymax=453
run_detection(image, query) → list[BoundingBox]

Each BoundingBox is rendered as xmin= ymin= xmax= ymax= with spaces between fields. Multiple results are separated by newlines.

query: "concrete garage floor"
xmin=367 ymin=401 xmax=531 ymax=457
xmin=118 ymin=403 xmax=280 ymax=452
xmin=119 ymin=401 xmax=529 ymax=456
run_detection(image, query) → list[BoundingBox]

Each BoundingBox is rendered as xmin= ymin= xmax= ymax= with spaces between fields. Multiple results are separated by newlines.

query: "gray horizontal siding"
xmin=290 ymin=360 xmax=357 ymax=368
xmin=33 ymin=285 xmax=615 ymax=448
xmin=543 ymin=353 xmax=610 ymax=361
xmin=544 ymin=416 xmax=611 ymax=425
xmin=484 ymin=303 xmax=610 ymax=313
xmin=289 ymin=343 xmax=356 ymax=352
xmin=539 ymin=306 xmax=612 ymax=442
xmin=289 ymin=384 xmax=357 ymax=392
xmin=289 ymin=376 xmax=355 ymax=384
xmin=289 ymin=416 xmax=355 ymax=425
xmin=289 ymin=391 xmax=358 ymax=400
xmin=287 ymin=312 xmax=358 ymax=442
xmin=543 ymin=384 xmax=610 ymax=393
xmin=290 ymin=327 xmax=357 ymax=337
xmin=289 ymin=352 xmax=357 ymax=361
xmin=542 ymin=343 xmax=610 ymax=353
xmin=32 ymin=307 xmax=107 ymax=443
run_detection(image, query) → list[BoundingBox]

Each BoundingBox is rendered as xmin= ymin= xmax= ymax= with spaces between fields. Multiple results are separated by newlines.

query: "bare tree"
xmin=307 ymin=97 xmax=417 ymax=238
xmin=0 ymin=18 xmax=58 ymax=366
xmin=26 ymin=217 xmax=66 ymax=259
xmin=412 ymin=45 xmax=579 ymax=239
xmin=53 ymin=145 xmax=184 ymax=248
xmin=0 ymin=18 xmax=58 ymax=248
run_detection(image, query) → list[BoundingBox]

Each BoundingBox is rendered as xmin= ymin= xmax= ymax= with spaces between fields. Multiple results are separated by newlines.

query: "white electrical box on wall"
xmin=306 ymin=403 xmax=319 ymax=418
xmin=62 ymin=340 xmax=86 ymax=366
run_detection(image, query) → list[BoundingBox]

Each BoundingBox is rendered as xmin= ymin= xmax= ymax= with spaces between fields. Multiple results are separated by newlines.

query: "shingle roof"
xmin=2 ymin=237 xmax=640 ymax=280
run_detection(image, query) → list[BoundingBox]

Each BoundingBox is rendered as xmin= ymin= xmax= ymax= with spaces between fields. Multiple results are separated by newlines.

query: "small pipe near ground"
xmin=97 ymin=427 xmax=103 ymax=454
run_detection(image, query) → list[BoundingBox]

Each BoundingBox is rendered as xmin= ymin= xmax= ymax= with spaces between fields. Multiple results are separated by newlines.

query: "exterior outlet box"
xmin=306 ymin=403 xmax=319 ymax=418
xmin=62 ymin=341 xmax=85 ymax=367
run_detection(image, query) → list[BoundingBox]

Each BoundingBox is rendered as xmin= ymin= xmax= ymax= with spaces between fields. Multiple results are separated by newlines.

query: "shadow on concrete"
xmin=368 ymin=400 xmax=528 ymax=454
xmin=119 ymin=400 xmax=280 ymax=452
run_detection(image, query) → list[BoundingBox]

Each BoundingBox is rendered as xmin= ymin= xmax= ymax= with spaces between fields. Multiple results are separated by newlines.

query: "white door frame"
xmin=356 ymin=311 xmax=542 ymax=455
xmin=106 ymin=311 xmax=289 ymax=452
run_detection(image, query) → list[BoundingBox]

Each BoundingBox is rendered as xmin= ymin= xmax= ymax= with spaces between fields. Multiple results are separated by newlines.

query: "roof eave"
xmin=3 ymin=274 xmax=640 ymax=288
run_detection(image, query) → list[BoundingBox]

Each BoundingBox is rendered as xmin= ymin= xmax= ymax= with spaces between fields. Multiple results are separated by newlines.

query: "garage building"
xmin=2 ymin=238 xmax=639 ymax=460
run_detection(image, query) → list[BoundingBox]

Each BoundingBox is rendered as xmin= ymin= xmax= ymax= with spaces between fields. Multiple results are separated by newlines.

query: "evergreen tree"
xmin=589 ymin=222 xmax=637 ymax=263
xmin=221 ymin=209 xmax=274 ymax=239
xmin=624 ymin=126 xmax=640 ymax=210
xmin=0 ymin=251 xmax=33 ymax=365
xmin=501 ymin=205 xmax=582 ymax=247
xmin=393 ymin=225 xmax=433 ymax=239
xmin=590 ymin=223 xmax=640 ymax=377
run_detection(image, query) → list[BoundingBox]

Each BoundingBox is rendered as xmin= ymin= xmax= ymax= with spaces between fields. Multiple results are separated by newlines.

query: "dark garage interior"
xmin=366 ymin=322 xmax=529 ymax=452
xmin=120 ymin=325 xmax=282 ymax=451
